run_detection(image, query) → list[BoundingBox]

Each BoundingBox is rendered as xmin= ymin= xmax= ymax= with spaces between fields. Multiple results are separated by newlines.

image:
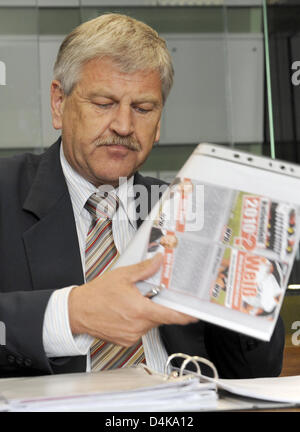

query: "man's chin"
xmin=93 ymin=171 xmax=135 ymax=188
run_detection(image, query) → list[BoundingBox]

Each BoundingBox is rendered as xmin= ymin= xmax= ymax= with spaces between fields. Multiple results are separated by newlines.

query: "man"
xmin=0 ymin=14 xmax=284 ymax=378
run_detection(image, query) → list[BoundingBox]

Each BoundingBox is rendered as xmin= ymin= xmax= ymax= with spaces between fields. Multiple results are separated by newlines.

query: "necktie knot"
xmin=85 ymin=191 xmax=119 ymax=221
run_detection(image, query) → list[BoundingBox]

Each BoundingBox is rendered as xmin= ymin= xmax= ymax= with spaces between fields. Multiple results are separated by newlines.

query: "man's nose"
xmin=110 ymin=104 xmax=134 ymax=136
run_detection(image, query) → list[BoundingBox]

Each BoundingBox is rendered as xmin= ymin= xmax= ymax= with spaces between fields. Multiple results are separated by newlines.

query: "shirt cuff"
xmin=43 ymin=286 xmax=93 ymax=358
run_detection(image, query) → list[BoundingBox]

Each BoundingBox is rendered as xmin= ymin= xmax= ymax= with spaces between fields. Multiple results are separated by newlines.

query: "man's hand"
xmin=68 ymin=253 xmax=198 ymax=346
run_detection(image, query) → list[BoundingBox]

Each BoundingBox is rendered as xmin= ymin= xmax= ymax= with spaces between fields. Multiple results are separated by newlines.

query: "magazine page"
xmin=114 ymin=144 xmax=300 ymax=340
xmin=142 ymin=177 xmax=299 ymax=321
xmin=210 ymin=192 xmax=297 ymax=320
xmin=142 ymin=178 xmax=235 ymax=299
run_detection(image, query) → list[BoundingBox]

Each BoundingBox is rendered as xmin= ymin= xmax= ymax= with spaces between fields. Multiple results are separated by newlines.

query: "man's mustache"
xmin=94 ymin=136 xmax=141 ymax=151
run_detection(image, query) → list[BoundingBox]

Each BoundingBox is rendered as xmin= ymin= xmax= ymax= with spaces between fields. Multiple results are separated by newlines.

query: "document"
xmin=217 ymin=374 xmax=300 ymax=404
xmin=0 ymin=365 xmax=217 ymax=412
xmin=114 ymin=143 xmax=300 ymax=341
xmin=0 ymin=360 xmax=299 ymax=412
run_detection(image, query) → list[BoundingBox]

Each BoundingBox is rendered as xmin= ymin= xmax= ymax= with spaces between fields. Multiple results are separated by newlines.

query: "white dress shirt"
xmin=42 ymin=145 xmax=169 ymax=373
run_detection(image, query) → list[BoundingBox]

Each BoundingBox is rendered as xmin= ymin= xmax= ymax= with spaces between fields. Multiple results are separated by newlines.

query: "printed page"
xmin=209 ymin=192 xmax=297 ymax=320
xmin=115 ymin=144 xmax=300 ymax=340
xmin=141 ymin=176 xmax=300 ymax=338
xmin=143 ymin=178 xmax=235 ymax=298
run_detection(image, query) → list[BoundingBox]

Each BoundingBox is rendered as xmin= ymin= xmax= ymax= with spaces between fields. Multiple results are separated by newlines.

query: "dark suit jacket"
xmin=0 ymin=139 xmax=285 ymax=378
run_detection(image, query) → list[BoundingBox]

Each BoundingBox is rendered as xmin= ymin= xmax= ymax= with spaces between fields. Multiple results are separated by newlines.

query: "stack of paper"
xmin=0 ymin=365 xmax=217 ymax=412
xmin=217 ymin=375 xmax=300 ymax=405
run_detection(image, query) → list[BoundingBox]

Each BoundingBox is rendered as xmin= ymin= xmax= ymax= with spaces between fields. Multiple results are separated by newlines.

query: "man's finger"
xmin=145 ymin=301 xmax=198 ymax=326
xmin=123 ymin=253 xmax=163 ymax=283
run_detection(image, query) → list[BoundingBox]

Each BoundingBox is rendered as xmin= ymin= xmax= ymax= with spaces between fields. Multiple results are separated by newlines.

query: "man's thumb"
xmin=128 ymin=253 xmax=163 ymax=283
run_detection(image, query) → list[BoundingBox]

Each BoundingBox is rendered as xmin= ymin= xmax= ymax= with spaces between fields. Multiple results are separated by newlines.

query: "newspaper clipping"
xmin=144 ymin=177 xmax=299 ymax=322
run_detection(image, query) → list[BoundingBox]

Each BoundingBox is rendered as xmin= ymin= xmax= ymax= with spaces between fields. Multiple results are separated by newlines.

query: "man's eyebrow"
xmin=87 ymin=90 xmax=162 ymax=106
xmin=132 ymin=97 xmax=162 ymax=107
xmin=87 ymin=90 xmax=114 ymax=99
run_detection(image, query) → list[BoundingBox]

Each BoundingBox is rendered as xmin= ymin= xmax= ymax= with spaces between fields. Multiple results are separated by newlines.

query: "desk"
xmin=281 ymin=345 xmax=300 ymax=377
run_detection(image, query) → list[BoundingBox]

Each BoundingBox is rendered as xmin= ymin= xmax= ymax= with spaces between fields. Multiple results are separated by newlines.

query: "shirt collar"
xmin=60 ymin=144 xmax=136 ymax=228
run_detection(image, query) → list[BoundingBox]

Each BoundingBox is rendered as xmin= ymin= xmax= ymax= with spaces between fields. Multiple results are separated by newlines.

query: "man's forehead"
xmin=83 ymin=56 xmax=158 ymax=76
xmin=78 ymin=57 xmax=163 ymax=101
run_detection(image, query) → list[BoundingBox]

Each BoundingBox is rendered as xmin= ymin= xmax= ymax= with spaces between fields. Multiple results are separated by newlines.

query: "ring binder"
xmin=0 ymin=363 xmax=219 ymax=412
xmin=179 ymin=356 xmax=219 ymax=380
xmin=164 ymin=353 xmax=219 ymax=380
xmin=164 ymin=353 xmax=201 ymax=377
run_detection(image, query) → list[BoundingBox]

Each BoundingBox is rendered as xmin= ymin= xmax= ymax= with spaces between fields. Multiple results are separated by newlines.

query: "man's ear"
xmin=50 ymin=80 xmax=65 ymax=130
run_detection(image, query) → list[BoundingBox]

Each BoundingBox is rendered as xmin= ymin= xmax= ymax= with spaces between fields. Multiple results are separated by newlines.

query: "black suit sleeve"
xmin=0 ymin=290 xmax=54 ymax=376
xmin=0 ymin=290 xmax=86 ymax=377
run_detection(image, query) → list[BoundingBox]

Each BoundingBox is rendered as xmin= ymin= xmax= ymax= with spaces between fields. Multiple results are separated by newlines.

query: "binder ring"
xmin=164 ymin=353 xmax=201 ymax=377
xmin=180 ymin=355 xmax=219 ymax=380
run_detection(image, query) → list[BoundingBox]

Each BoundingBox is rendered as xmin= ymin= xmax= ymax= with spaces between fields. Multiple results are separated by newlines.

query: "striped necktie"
xmin=85 ymin=192 xmax=145 ymax=371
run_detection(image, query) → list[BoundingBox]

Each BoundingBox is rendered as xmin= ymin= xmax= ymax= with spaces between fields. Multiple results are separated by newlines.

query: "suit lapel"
xmin=22 ymin=140 xmax=84 ymax=291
